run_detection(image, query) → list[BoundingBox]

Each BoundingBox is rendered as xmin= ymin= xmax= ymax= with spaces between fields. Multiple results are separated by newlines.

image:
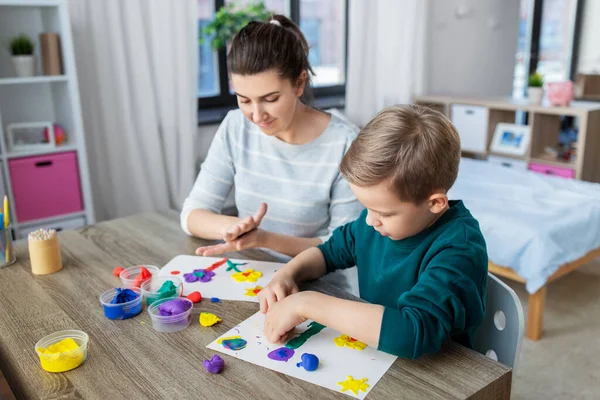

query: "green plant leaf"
xmin=8 ymin=34 xmax=34 ymax=56
xmin=198 ymin=1 xmax=271 ymax=50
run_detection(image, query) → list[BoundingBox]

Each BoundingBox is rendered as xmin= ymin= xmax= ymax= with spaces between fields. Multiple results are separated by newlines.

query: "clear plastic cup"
xmin=119 ymin=265 xmax=160 ymax=288
xmin=99 ymin=287 xmax=143 ymax=320
xmin=147 ymin=297 xmax=193 ymax=333
xmin=141 ymin=276 xmax=183 ymax=306
xmin=35 ymin=330 xmax=89 ymax=373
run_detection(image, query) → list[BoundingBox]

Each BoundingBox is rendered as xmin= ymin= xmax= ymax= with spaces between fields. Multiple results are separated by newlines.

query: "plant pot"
xmin=12 ymin=55 xmax=35 ymax=77
xmin=527 ymin=87 xmax=543 ymax=105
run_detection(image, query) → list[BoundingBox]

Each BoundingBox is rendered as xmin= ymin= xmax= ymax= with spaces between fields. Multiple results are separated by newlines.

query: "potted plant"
xmin=8 ymin=34 xmax=35 ymax=77
xmin=200 ymin=2 xmax=270 ymax=50
xmin=527 ymin=72 xmax=544 ymax=105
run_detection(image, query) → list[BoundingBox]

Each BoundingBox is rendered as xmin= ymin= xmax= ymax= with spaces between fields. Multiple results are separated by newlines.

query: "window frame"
xmin=197 ymin=0 xmax=349 ymax=111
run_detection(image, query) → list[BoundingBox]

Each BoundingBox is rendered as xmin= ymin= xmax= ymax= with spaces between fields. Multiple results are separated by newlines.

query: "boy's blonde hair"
xmin=340 ymin=105 xmax=461 ymax=204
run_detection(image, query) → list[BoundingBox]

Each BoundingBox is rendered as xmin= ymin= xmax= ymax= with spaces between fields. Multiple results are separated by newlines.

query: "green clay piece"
xmin=285 ymin=322 xmax=326 ymax=350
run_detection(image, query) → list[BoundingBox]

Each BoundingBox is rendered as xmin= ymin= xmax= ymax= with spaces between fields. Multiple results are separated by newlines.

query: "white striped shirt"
xmin=181 ymin=109 xmax=364 ymax=254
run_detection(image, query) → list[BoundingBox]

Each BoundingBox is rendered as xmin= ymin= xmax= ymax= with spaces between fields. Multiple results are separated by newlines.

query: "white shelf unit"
xmin=0 ymin=0 xmax=94 ymax=238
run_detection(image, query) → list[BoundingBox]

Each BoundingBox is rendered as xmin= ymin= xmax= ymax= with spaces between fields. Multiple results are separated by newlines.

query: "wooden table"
xmin=0 ymin=212 xmax=512 ymax=399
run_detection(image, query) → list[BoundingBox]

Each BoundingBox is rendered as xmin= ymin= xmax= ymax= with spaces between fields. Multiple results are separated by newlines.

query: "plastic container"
xmin=119 ymin=265 xmax=160 ymax=288
xmin=141 ymin=276 xmax=183 ymax=306
xmin=99 ymin=287 xmax=143 ymax=320
xmin=28 ymin=229 xmax=62 ymax=275
xmin=148 ymin=297 xmax=193 ymax=333
xmin=34 ymin=329 xmax=89 ymax=373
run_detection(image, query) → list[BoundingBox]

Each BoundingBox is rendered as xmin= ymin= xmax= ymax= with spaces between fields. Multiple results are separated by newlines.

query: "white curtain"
xmin=345 ymin=0 xmax=428 ymax=127
xmin=67 ymin=0 xmax=197 ymax=221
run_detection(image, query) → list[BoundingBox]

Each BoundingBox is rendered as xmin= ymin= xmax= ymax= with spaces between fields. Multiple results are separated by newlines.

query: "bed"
xmin=449 ymin=158 xmax=600 ymax=340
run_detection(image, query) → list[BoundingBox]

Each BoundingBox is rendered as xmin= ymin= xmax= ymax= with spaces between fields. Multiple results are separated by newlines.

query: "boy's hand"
xmin=264 ymin=292 xmax=308 ymax=344
xmin=258 ymin=271 xmax=299 ymax=314
xmin=195 ymin=203 xmax=268 ymax=256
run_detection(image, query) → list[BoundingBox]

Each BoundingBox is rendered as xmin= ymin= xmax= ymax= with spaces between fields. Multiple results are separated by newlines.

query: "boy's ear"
xmin=428 ymin=193 xmax=448 ymax=214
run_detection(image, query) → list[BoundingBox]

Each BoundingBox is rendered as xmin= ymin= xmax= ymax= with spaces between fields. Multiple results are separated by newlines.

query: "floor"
xmin=507 ymin=258 xmax=600 ymax=399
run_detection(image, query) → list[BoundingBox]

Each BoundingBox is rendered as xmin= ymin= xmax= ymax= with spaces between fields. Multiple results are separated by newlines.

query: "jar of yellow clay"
xmin=35 ymin=330 xmax=89 ymax=373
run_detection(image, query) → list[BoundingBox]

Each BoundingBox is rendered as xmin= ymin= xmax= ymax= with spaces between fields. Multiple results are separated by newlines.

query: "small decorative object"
xmin=6 ymin=122 xmax=56 ymax=153
xmin=43 ymin=123 xmax=67 ymax=145
xmin=200 ymin=1 xmax=270 ymax=50
xmin=547 ymin=81 xmax=574 ymax=107
xmin=8 ymin=34 xmax=35 ymax=77
xmin=527 ymin=72 xmax=544 ymax=105
xmin=490 ymin=123 xmax=532 ymax=157
xmin=203 ymin=354 xmax=225 ymax=374
xmin=39 ymin=33 xmax=63 ymax=75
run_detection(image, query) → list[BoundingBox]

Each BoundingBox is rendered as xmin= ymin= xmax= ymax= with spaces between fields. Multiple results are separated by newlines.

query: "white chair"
xmin=472 ymin=273 xmax=525 ymax=370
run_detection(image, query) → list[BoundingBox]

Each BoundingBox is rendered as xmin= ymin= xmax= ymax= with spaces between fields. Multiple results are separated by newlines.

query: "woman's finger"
xmin=253 ymin=203 xmax=268 ymax=225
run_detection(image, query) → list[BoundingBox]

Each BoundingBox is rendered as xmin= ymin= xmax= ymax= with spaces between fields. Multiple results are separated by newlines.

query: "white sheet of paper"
xmin=207 ymin=312 xmax=397 ymax=399
xmin=159 ymin=255 xmax=283 ymax=302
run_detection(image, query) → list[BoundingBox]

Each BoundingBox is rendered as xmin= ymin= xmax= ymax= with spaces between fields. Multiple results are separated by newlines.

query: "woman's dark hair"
xmin=227 ymin=14 xmax=314 ymax=103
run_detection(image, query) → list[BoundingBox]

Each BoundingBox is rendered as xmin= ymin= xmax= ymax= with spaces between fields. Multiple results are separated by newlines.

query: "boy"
xmin=258 ymin=105 xmax=487 ymax=358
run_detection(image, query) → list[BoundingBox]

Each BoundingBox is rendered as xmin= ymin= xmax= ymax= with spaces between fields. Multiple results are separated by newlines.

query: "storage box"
xmin=451 ymin=104 xmax=489 ymax=153
xmin=9 ymin=151 xmax=83 ymax=222
xmin=487 ymin=155 xmax=529 ymax=171
xmin=528 ymin=162 xmax=575 ymax=179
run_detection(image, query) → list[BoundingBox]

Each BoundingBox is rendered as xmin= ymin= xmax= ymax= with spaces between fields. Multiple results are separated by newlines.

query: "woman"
xmin=182 ymin=14 xmax=363 ymax=264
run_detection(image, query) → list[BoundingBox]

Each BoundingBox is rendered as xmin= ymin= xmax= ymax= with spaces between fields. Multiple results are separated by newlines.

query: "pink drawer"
xmin=9 ymin=151 xmax=83 ymax=222
xmin=528 ymin=162 xmax=575 ymax=179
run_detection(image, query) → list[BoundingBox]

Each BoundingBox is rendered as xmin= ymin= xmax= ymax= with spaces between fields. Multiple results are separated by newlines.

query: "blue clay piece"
xmin=103 ymin=288 xmax=142 ymax=320
xmin=211 ymin=297 xmax=221 ymax=303
xmin=296 ymin=353 xmax=319 ymax=371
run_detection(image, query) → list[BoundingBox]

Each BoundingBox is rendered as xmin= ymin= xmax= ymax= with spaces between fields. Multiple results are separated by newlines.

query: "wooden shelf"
xmin=529 ymin=153 xmax=576 ymax=169
xmin=0 ymin=76 xmax=67 ymax=86
xmin=17 ymin=210 xmax=86 ymax=229
xmin=5 ymin=145 xmax=77 ymax=159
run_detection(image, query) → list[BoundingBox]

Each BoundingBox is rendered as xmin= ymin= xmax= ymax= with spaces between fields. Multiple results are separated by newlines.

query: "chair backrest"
xmin=472 ymin=273 xmax=524 ymax=371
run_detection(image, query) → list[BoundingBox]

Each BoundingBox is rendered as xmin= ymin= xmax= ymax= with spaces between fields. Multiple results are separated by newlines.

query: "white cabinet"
xmin=451 ymin=104 xmax=489 ymax=153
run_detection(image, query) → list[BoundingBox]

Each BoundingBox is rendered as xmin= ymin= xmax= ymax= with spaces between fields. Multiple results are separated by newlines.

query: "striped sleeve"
xmin=318 ymin=136 xmax=364 ymax=243
xmin=180 ymin=114 xmax=235 ymax=235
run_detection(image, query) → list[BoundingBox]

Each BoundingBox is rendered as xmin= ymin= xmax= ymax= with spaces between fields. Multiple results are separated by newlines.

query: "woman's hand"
xmin=195 ymin=203 xmax=268 ymax=256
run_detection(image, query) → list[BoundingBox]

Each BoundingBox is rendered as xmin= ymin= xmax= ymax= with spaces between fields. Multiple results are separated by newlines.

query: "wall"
xmin=577 ymin=0 xmax=600 ymax=73
xmin=426 ymin=0 xmax=520 ymax=97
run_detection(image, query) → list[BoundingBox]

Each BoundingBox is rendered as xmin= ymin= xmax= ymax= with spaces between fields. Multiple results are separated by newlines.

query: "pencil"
xmin=4 ymin=196 xmax=11 ymax=262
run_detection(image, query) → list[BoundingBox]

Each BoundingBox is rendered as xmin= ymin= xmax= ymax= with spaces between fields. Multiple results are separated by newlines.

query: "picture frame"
xmin=6 ymin=122 xmax=56 ymax=153
xmin=490 ymin=123 xmax=531 ymax=157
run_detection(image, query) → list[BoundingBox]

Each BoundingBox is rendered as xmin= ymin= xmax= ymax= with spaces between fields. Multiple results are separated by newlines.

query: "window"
xmin=197 ymin=0 xmax=348 ymax=111
xmin=512 ymin=0 xmax=583 ymax=98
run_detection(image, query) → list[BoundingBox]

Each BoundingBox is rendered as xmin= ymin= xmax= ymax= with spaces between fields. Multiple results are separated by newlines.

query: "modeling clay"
xmin=337 ymin=376 xmax=369 ymax=395
xmin=244 ymin=286 xmax=263 ymax=297
xmin=285 ymin=322 xmax=326 ymax=349
xmin=231 ymin=268 xmax=262 ymax=282
xmin=218 ymin=336 xmax=247 ymax=351
xmin=296 ymin=353 xmax=319 ymax=371
xmin=170 ymin=270 xmax=180 ymax=275
xmin=183 ymin=269 xmax=215 ymax=283
xmin=37 ymin=338 xmax=84 ymax=372
xmin=268 ymin=347 xmax=295 ymax=362
xmin=205 ymin=258 xmax=228 ymax=271
xmin=200 ymin=312 xmax=222 ymax=327
xmin=132 ymin=266 xmax=152 ymax=288
xmin=211 ymin=297 xmax=221 ymax=303
xmin=333 ymin=334 xmax=367 ymax=350
xmin=186 ymin=291 xmax=202 ymax=303
xmin=112 ymin=266 xmax=125 ymax=277
xmin=157 ymin=298 xmax=191 ymax=316
xmin=203 ymin=354 xmax=225 ymax=374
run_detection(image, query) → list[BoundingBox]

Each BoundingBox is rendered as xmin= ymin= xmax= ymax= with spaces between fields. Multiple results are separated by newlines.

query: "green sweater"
xmin=317 ymin=200 xmax=487 ymax=358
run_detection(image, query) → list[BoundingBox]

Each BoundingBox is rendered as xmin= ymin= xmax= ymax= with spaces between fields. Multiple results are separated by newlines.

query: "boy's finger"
xmin=266 ymin=291 xmax=277 ymax=310
xmin=274 ymin=287 xmax=287 ymax=301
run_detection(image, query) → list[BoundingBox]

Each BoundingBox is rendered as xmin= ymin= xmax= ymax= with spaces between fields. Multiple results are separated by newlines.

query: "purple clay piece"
xmin=267 ymin=347 xmax=295 ymax=362
xmin=198 ymin=269 xmax=215 ymax=282
xmin=157 ymin=298 xmax=192 ymax=316
xmin=203 ymin=354 xmax=225 ymax=374
xmin=183 ymin=272 xmax=199 ymax=283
